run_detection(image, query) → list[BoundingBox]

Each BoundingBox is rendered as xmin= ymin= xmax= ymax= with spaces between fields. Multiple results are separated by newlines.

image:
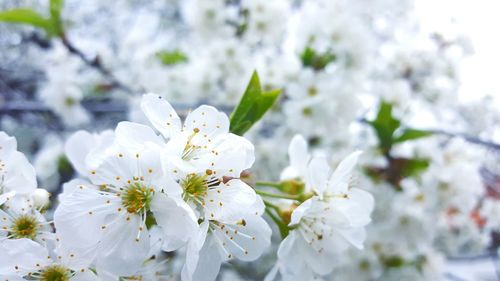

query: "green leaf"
xmin=229 ymin=71 xmax=282 ymax=136
xmin=156 ymin=50 xmax=188 ymax=66
xmin=383 ymin=256 xmax=406 ymax=268
xmin=401 ymin=158 xmax=429 ymax=178
xmin=49 ymin=0 xmax=64 ymax=35
xmin=0 ymin=1 xmax=65 ymax=37
xmin=0 ymin=8 xmax=50 ymax=30
xmin=368 ymin=101 xmax=433 ymax=154
xmin=393 ymin=128 xmax=432 ymax=144
xmin=300 ymin=46 xmax=336 ymax=71
xmin=369 ymin=101 xmax=401 ymax=153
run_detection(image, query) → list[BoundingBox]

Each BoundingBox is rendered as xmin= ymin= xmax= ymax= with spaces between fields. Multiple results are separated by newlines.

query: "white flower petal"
xmin=306 ymin=156 xmax=330 ymax=195
xmin=0 ymin=131 xmax=17 ymax=153
xmin=96 ymin=213 xmax=150 ymax=277
xmin=184 ymin=105 xmax=229 ymax=137
xmin=336 ymin=226 xmax=366 ymax=250
xmin=183 ymin=230 xmax=222 ymax=281
xmin=54 ymin=186 xmax=119 ymax=248
xmin=58 ymin=179 xmax=92 ymax=202
xmin=181 ymin=221 xmax=210 ymax=281
xmin=212 ymin=214 xmax=271 ymax=262
xmin=327 ymin=151 xmax=362 ymax=194
xmin=277 ymin=231 xmax=309 ymax=275
xmin=281 ymin=134 xmax=309 ymax=180
xmin=205 ymin=179 xmax=257 ymax=222
xmin=289 ymin=198 xmax=314 ymax=226
xmin=65 ymin=131 xmax=95 ymax=176
xmin=140 ymin=93 xmax=182 ymax=139
xmin=0 ymin=238 xmax=49 ymax=276
xmin=87 ymin=146 xmax=143 ymax=187
xmin=150 ymin=193 xmax=197 ymax=251
xmin=71 ymin=270 xmax=100 ymax=281
xmin=115 ymin=121 xmax=164 ymax=152
xmin=0 ymin=191 xmax=15 ymax=206
xmin=65 ymin=130 xmax=114 ymax=177
xmin=208 ymin=134 xmax=255 ymax=177
xmin=331 ymin=188 xmax=374 ymax=227
xmin=303 ymin=242 xmax=337 ymax=275
xmin=2 ymin=151 xmax=37 ymax=194
xmin=56 ymin=242 xmax=96 ymax=272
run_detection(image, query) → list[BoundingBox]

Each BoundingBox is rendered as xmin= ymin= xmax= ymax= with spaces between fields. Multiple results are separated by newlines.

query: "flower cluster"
xmin=0 ymin=95 xmax=374 ymax=280
xmin=55 ymin=94 xmax=273 ymax=280
xmin=1 ymin=0 xmax=500 ymax=280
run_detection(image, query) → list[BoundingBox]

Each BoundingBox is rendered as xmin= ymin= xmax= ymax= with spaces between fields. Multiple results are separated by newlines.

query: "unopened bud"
xmin=279 ymin=204 xmax=298 ymax=225
xmin=280 ymin=179 xmax=305 ymax=195
xmin=33 ymin=188 xmax=51 ymax=210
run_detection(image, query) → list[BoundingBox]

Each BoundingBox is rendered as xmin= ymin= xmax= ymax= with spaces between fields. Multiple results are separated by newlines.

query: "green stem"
xmin=263 ymin=200 xmax=280 ymax=212
xmin=255 ymin=181 xmax=282 ymax=189
xmin=264 ymin=208 xmax=289 ymax=239
xmin=256 ymin=189 xmax=300 ymax=201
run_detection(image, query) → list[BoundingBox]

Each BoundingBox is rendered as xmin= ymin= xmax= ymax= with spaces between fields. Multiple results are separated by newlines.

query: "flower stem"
xmin=264 ymin=207 xmax=289 ymax=239
xmin=263 ymin=200 xmax=280 ymax=212
xmin=255 ymin=189 xmax=300 ymax=201
xmin=255 ymin=181 xmax=282 ymax=189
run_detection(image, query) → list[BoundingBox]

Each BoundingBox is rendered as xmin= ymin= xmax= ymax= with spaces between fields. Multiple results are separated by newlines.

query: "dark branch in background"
xmin=22 ymin=32 xmax=137 ymax=94
xmin=60 ymin=34 xmax=136 ymax=94
xmin=358 ymin=118 xmax=500 ymax=151
xmin=0 ymin=100 xmax=233 ymax=115
xmin=428 ymin=129 xmax=500 ymax=151
xmin=0 ymin=105 xmax=498 ymax=151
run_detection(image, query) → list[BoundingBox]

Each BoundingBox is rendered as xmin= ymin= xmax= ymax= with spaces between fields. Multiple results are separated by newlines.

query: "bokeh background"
xmin=1 ymin=0 xmax=499 ymax=280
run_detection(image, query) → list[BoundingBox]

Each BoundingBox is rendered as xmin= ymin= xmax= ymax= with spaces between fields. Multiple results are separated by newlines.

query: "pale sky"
xmin=415 ymin=0 xmax=500 ymax=106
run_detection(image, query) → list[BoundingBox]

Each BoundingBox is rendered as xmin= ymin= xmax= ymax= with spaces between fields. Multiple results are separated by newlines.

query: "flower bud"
xmin=33 ymin=188 xmax=51 ymax=210
xmin=280 ymin=179 xmax=305 ymax=195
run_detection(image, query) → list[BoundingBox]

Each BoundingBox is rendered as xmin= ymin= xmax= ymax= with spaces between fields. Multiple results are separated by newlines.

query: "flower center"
xmin=39 ymin=265 xmax=71 ymax=281
xmin=121 ymin=182 xmax=154 ymax=214
xmin=302 ymin=107 xmax=313 ymax=116
xmin=181 ymin=174 xmax=209 ymax=203
xmin=182 ymin=129 xmax=203 ymax=161
xmin=11 ymin=215 xmax=39 ymax=239
xmin=121 ymin=276 xmax=144 ymax=281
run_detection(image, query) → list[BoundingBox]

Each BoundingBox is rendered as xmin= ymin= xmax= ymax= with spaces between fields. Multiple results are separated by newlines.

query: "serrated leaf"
xmin=393 ymin=128 xmax=432 ymax=144
xmin=229 ymin=71 xmax=282 ymax=136
xmin=0 ymin=8 xmax=50 ymax=30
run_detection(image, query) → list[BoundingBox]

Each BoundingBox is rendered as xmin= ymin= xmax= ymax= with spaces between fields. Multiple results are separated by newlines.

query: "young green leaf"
xmin=0 ymin=0 xmax=64 ymax=37
xmin=229 ymin=71 xmax=282 ymax=136
xmin=0 ymin=8 xmax=50 ymax=30
xmin=0 ymin=0 xmax=65 ymax=37
xmin=49 ymin=0 xmax=64 ymax=36
xmin=300 ymin=46 xmax=336 ymax=71
xmin=369 ymin=101 xmax=432 ymax=153
xmin=369 ymin=101 xmax=401 ymax=153
xmin=156 ymin=50 xmax=188 ymax=66
xmin=400 ymin=158 xmax=430 ymax=178
xmin=393 ymin=128 xmax=432 ymax=144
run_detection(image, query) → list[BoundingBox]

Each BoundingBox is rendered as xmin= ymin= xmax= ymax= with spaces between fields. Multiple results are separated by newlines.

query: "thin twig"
xmin=428 ymin=129 xmax=500 ymax=150
xmin=60 ymin=34 xmax=136 ymax=94
xmin=359 ymin=117 xmax=500 ymax=151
